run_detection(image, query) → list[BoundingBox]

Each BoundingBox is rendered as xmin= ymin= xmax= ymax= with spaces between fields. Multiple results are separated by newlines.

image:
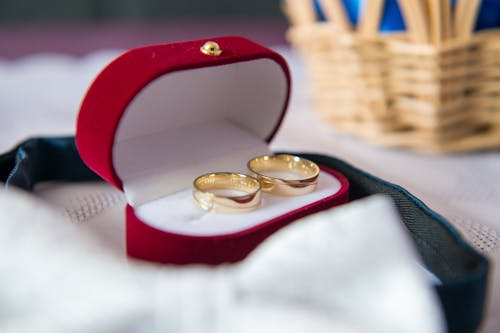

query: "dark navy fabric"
xmin=1 ymin=137 xmax=99 ymax=190
xmin=0 ymin=136 xmax=489 ymax=333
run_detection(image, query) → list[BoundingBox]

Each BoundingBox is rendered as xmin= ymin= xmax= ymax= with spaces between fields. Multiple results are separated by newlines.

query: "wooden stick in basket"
xmin=282 ymin=0 xmax=317 ymax=26
xmin=454 ymin=0 xmax=482 ymax=41
xmin=428 ymin=0 xmax=443 ymax=45
xmin=318 ymin=0 xmax=352 ymax=32
xmin=358 ymin=0 xmax=385 ymax=38
xmin=441 ymin=0 xmax=452 ymax=41
xmin=397 ymin=0 xmax=430 ymax=44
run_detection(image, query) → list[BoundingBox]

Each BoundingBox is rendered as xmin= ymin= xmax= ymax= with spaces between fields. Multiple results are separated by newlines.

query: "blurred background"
xmin=0 ymin=0 xmax=288 ymax=58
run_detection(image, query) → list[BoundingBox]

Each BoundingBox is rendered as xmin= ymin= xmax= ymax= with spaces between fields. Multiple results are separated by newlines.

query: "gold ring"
xmin=247 ymin=154 xmax=319 ymax=196
xmin=193 ymin=173 xmax=262 ymax=213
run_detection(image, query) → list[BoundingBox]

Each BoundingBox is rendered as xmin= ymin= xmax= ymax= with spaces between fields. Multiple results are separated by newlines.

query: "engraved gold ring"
xmin=247 ymin=154 xmax=319 ymax=196
xmin=193 ymin=172 xmax=262 ymax=213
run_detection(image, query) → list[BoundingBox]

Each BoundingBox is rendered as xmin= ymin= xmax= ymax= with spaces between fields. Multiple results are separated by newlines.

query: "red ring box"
xmin=76 ymin=36 xmax=349 ymax=265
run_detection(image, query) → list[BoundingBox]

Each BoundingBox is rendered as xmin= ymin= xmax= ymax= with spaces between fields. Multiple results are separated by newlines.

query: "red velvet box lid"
xmin=76 ymin=36 xmax=349 ymax=265
xmin=76 ymin=36 xmax=290 ymax=191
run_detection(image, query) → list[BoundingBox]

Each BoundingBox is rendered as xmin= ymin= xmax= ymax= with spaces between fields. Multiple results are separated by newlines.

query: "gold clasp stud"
xmin=200 ymin=41 xmax=222 ymax=56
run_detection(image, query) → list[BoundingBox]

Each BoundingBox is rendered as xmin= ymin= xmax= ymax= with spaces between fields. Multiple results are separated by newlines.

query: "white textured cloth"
xmin=0 ymin=47 xmax=498 ymax=331
xmin=0 ymin=188 xmax=443 ymax=333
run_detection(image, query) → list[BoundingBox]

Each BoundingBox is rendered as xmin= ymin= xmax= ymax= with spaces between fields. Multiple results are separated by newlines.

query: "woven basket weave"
xmin=283 ymin=0 xmax=500 ymax=152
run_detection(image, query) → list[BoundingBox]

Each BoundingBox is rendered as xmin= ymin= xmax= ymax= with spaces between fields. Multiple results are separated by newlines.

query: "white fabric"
xmin=0 ymin=189 xmax=444 ymax=333
xmin=1 ymin=48 xmax=499 ymax=331
xmin=0 ymin=51 xmax=119 ymax=148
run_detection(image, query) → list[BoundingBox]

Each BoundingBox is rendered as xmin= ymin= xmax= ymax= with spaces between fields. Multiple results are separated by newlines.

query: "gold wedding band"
xmin=247 ymin=154 xmax=319 ymax=196
xmin=193 ymin=173 xmax=262 ymax=213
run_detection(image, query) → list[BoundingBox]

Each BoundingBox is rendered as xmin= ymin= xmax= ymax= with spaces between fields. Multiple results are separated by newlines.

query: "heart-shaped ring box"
xmin=76 ymin=36 xmax=349 ymax=265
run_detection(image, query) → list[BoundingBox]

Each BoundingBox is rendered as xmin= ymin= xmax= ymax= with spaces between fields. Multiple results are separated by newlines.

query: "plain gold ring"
xmin=193 ymin=172 xmax=262 ymax=213
xmin=247 ymin=154 xmax=319 ymax=196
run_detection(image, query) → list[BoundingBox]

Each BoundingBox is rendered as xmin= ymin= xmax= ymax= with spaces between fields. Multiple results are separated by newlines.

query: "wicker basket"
xmin=283 ymin=0 xmax=500 ymax=152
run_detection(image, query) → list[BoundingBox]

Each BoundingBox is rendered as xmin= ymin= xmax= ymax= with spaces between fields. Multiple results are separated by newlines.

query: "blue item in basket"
xmin=312 ymin=0 xmax=500 ymax=32
xmin=312 ymin=0 xmax=406 ymax=31
xmin=313 ymin=0 xmax=360 ymax=26
xmin=476 ymin=0 xmax=500 ymax=30
xmin=378 ymin=0 xmax=405 ymax=31
xmin=449 ymin=0 xmax=500 ymax=31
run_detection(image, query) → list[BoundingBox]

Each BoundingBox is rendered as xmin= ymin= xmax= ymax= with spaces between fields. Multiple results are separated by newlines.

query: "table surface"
xmin=0 ymin=23 xmax=499 ymax=332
